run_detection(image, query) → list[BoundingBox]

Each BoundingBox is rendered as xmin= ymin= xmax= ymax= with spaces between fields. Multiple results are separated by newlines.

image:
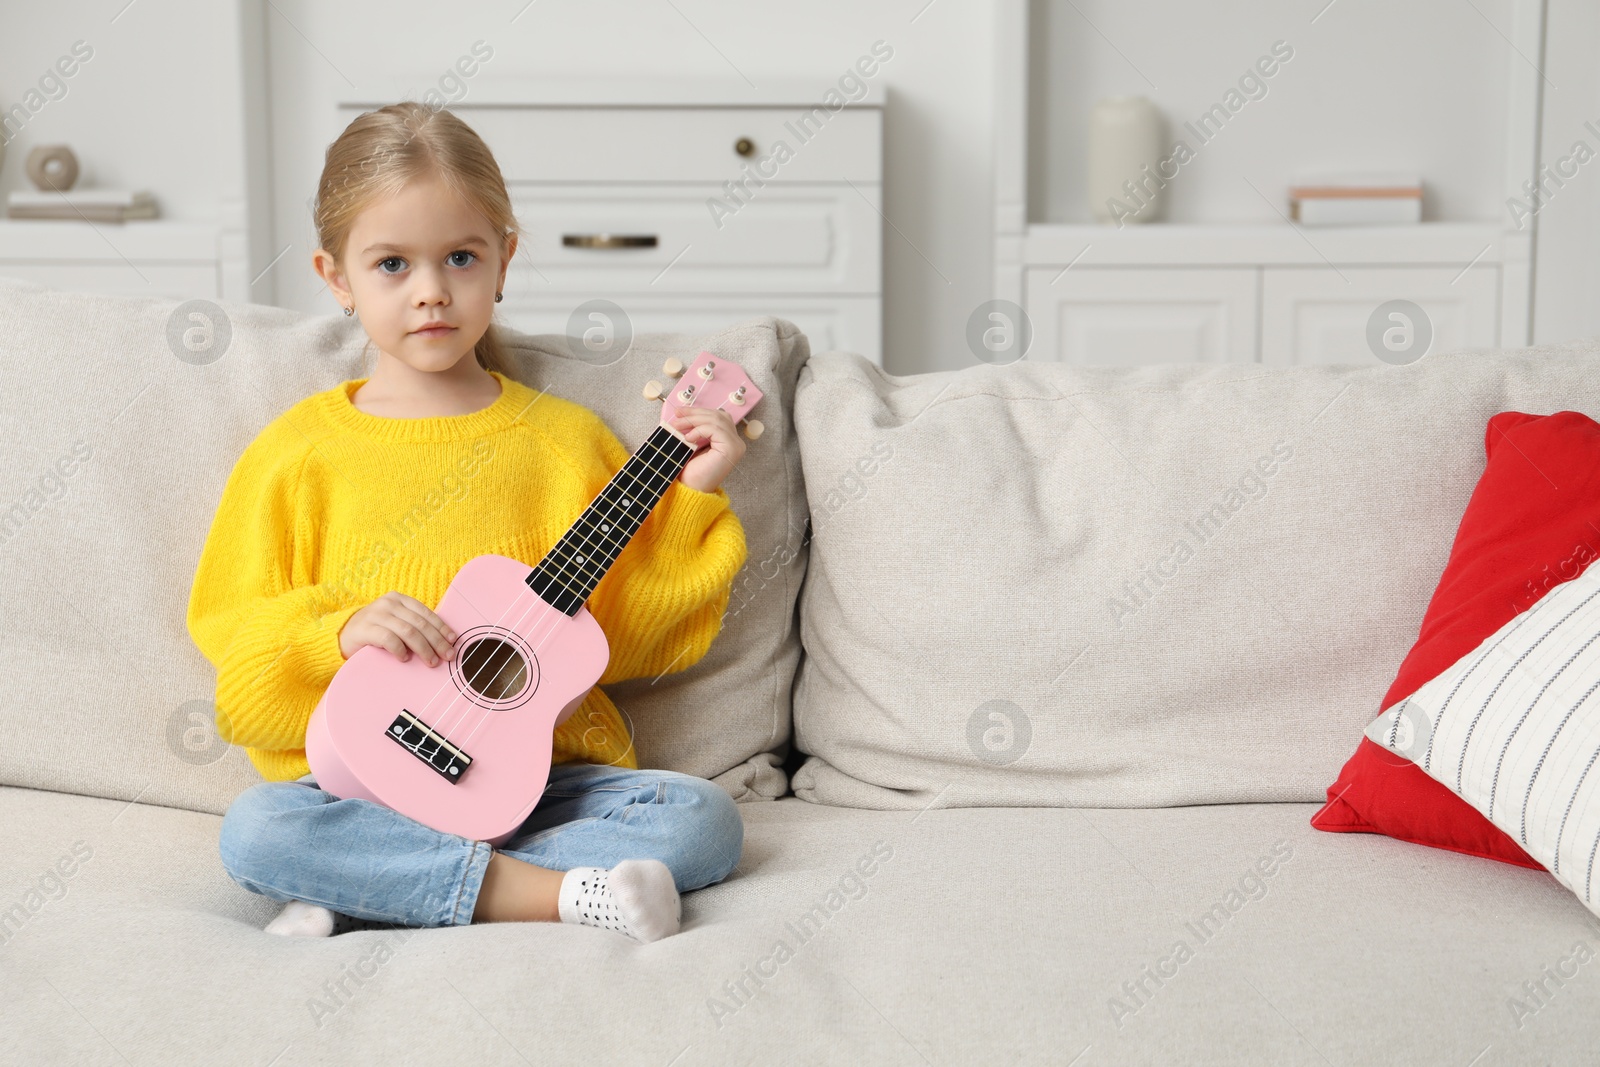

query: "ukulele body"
xmin=305 ymin=552 xmax=609 ymax=846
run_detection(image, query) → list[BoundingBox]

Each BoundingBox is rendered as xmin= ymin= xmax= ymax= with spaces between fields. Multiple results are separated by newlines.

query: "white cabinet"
xmin=1013 ymin=224 xmax=1521 ymax=365
xmin=1260 ymin=266 xmax=1499 ymax=364
xmin=339 ymin=94 xmax=885 ymax=364
xmin=1023 ymin=260 xmax=1504 ymax=366
xmin=1024 ymin=267 xmax=1257 ymax=365
xmin=0 ymin=220 xmax=224 ymax=299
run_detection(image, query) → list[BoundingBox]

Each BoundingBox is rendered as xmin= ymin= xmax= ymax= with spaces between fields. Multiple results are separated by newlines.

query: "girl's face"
xmin=314 ymin=174 xmax=517 ymax=376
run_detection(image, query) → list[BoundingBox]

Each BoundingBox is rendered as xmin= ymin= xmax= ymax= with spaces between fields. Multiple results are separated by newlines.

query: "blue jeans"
xmin=218 ymin=762 xmax=745 ymax=928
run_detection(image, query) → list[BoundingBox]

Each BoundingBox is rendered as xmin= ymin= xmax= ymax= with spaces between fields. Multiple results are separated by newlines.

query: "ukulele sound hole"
xmin=457 ymin=637 xmax=529 ymax=701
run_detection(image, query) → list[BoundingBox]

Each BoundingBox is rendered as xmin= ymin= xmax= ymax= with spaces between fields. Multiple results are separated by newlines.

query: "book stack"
xmin=1289 ymin=173 xmax=1422 ymax=226
xmin=6 ymin=189 xmax=158 ymax=222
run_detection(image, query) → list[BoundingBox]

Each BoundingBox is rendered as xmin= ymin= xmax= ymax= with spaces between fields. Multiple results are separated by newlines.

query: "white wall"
xmin=257 ymin=0 xmax=994 ymax=375
xmin=6 ymin=1 xmax=1598 ymax=364
xmin=1532 ymin=0 xmax=1600 ymax=344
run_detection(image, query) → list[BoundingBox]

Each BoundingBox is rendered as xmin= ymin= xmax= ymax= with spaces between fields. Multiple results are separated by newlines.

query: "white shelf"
xmin=1020 ymin=222 xmax=1530 ymax=268
xmin=0 ymin=219 xmax=220 ymax=262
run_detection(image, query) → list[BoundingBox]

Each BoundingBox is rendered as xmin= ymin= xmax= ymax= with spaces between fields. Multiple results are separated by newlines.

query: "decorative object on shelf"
xmin=1087 ymin=96 xmax=1166 ymax=225
xmin=1289 ymin=172 xmax=1422 ymax=225
xmin=7 ymin=189 xmax=158 ymax=222
xmin=25 ymin=145 xmax=80 ymax=192
xmin=7 ymin=144 xmax=158 ymax=222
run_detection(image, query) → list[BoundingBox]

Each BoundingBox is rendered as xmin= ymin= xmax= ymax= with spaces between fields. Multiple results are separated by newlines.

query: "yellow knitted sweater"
xmin=185 ymin=370 xmax=747 ymax=782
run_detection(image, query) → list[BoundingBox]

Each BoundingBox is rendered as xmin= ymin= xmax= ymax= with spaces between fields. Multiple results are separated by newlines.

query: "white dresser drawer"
xmin=500 ymin=294 xmax=879 ymax=365
xmin=508 ymin=183 xmax=880 ymax=294
xmin=348 ymin=105 xmax=882 ymax=184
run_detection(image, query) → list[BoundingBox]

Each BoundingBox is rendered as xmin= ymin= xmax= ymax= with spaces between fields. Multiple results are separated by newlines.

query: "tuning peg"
xmin=643 ymin=380 xmax=664 ymax=401
xmin=662 ymin=358 xmax=685 ymax=378
xmin=741 ymin=418 xmax=764 ymax=441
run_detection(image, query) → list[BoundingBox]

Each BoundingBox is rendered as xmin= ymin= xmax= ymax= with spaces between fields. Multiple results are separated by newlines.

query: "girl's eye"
xmin=377 ymin=256 xmax=406 ymax=274
xmin=448 ymin=250 xmax=477 ymax=268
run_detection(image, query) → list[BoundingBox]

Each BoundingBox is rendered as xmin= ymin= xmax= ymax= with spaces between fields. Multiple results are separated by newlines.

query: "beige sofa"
xmin=5 ymin=274 xmax=1600 ymax=1065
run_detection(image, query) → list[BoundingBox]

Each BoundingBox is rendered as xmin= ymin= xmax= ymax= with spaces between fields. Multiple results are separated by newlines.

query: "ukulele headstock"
xmin=643 ymin=350 xmax=765 ymax=441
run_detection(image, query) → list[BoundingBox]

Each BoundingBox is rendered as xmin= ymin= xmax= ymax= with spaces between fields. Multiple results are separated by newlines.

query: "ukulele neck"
xmin=524 ymin=424 xmax=697 ymax=616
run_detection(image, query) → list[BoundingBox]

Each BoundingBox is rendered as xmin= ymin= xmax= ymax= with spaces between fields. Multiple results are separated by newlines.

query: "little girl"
xmin=187 ymin=101 xmax=749 ymax=943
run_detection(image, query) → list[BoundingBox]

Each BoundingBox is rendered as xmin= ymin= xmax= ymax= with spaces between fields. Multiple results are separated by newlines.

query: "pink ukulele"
xmin=305 ymin=350 xmax=764 ymax=845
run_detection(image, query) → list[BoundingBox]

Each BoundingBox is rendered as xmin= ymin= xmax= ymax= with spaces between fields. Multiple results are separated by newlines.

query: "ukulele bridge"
xmin=387 ymin=709 xmax=472 ymax=783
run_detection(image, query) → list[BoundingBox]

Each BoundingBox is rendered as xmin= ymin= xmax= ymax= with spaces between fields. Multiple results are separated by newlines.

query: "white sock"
xmin=264 ymin=899 xmax=335 ymax=938
xmin=557 ymin=859 xmax=681 ymax=943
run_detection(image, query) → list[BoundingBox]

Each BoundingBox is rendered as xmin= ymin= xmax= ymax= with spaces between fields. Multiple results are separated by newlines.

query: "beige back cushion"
xmin=0 ymin=276 xmax=805 ymax=814
xmin=789 ymin=344 xmax=1600 ymax=809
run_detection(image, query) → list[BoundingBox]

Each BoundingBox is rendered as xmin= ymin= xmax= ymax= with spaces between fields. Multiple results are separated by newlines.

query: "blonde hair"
xmin=313 ymin=101 xmax=519 ymax=377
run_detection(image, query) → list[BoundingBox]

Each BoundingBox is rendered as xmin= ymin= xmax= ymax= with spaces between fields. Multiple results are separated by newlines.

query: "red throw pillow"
xmin=1312 ymin=410 xmax=1600 ymax=868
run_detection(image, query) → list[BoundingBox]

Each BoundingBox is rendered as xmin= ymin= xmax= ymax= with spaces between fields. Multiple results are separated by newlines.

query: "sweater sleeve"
xmin=566 ymin=405 xmax=749 ymax=686
xmin=185 ymin=431 xmax=365 ymax=756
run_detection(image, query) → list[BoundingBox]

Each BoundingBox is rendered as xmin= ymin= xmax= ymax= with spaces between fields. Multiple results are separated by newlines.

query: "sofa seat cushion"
xmin=5 ymin=786 xmax=1596 ymax=1064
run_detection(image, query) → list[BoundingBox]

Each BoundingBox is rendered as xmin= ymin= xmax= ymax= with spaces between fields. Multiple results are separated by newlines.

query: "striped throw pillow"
xmin=1367 ymin=553 xmax=1600 ymax=914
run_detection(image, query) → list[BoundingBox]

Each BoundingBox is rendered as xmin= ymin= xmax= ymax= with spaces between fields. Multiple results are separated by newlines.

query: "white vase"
xmin=1087 ymin=96 xmax=1166 ymax=225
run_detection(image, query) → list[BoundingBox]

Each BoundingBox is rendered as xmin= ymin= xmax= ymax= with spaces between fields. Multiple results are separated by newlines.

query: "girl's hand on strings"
xmin=669 ymin=406 xmax=746 ymax=493
xmin=338 ymin=591 xmax=458 ymax=665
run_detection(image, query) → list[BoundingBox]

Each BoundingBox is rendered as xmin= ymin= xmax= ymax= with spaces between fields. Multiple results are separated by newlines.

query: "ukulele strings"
xmin=419 ymin=424 xmax=691 ymax=748
xmin=438 ymin=393 xmax=735 ymax=753
xmin=417 ymin=390 xmax=739 ymax=757
xmin=426 ymin=428 xmax=688 ymax=747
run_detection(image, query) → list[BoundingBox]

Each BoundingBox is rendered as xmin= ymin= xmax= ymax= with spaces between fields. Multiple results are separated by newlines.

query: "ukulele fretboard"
xmin=525 ymin=424 xmax=698 ymax=615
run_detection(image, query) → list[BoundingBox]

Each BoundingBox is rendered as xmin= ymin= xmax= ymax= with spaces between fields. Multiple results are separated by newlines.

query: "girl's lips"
xmin=413 ymin=326 xmax=456 ymax=338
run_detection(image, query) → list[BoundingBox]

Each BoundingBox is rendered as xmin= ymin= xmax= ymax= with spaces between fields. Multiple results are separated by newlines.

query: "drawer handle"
xmin=562 ymin=234 xmax=658 ymax=249
xmin=735 ymin=137 xmax=755 ymax=157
